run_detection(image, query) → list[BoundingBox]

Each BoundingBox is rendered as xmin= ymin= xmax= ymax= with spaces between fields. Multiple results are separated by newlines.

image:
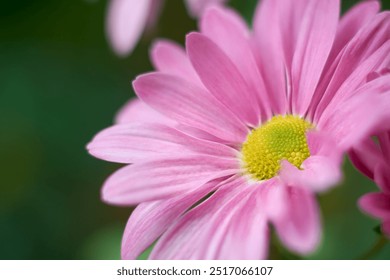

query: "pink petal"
xmin=379 ymin=131 xmax=390 ymax=162
xmin=349 ymin=139 xmax=383 ymax=180
xmin=184 ymin=0 xmax=227 ymax=18
xmin=133 ymin=72 xmax=249 ymax=143
xmin=382 ymin=220 xmax=390 ymax=237
xmin=106 ymin=0 xmax=152 ymax=56
xmin=200 ymin=7 xmax=270 ymax=119
xmin=150 ymin=177 xmax=269 ymax=259
xmin=273 ymin=185 xmax=321 ymax=254
xmin=311 ymin=13 xmax=390 ymax=121
xmin=87 ymin=123 xmax=238 ymax=164
xmin=186 ymin=32 xmax=260 ymax=126
xmin=291 ymin=0 xmax=339 ymax=116
xmin=359 ymin=192 xmax=390 ymax=220
xmin=121 ymin=179 xmax=222 ymax=259
xmin=101 ymin=155 xmax=238 ymax=205
xmin=319 ymin=90 xmax=390 ymax=151
xmin=115 ymin=98 xmax=174 ymax=125
xmin=150 ymin=39 xmax=201 ymax=84
xmin=374 ymin=163 xmax=390 ymax=194
xmin=253 ymin=0 xmax=295 ymax=114
xmin=279 ymin=156 xmax=342 ymax=193
xmin=329 ymin=0 xmax=380 ymax=62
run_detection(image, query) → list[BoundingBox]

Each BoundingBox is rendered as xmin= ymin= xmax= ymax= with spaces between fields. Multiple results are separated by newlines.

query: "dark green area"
xmin=0 ymin=0 xmax=389 ymax=259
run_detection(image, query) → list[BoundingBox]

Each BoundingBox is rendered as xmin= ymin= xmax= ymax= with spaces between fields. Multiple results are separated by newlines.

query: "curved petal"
xmin=87 ymin=123 xmax=238 ymax=164
xmin=115 ymin=98 xmax=174 ymax=125
xmin=273 ymin=185 xmax=321 ymax=255
xmin=200 ymin=7 xmax=270 ymax=119
xmin=150 ymin=39 xmax=200 ymax=84
xmin=134 ymin=72 xmax=249 ymax=143
xmin=150 ymin=177 xmax=269 ymax=259
xmin=101 ymin=155 xmax=238 ymax=205
xmin=359 ymin=192 xmax=390 ymax=220
xmin=106 ymin=0 xmax=152 ymax=56
xmin=186 ymin=32 xmax=260 ymax=126
xmin=291 ymin=0 xmax=339 ymax=115
xmin=121 ymin=179 xmax=223 ymax=259
xmin=374 ymin=163 xmax=390 ymax=194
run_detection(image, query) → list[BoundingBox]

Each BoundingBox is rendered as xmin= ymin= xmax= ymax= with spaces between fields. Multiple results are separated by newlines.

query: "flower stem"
xmin=358 ymin=235 xmax=388 ymax=260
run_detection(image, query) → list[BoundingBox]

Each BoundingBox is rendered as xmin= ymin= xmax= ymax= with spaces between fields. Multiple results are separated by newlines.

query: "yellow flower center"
xmin=241 ymin=115 xmax=313 ymax=181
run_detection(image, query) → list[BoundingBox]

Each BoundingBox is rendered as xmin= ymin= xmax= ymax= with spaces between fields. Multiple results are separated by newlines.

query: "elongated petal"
xmin=115 ymin=98 xmax=174 ymax=125
xmin=87 ymin=123 xmax=237 ymax=163
xmin=121 ymin=179 xmax=222 ymax=259
xmin=106 ymin=0 xmax=152 ymax=56
xmin=134 ymin=72 xmax=249 ymax=143
xmin=150 ymin=39 xmax=200 ymax=84
xmin=186 ymin=32 xmax=259 ymax=126
xmin=102 ymin=155 xmax=238 ymax=205
xmin=200 ymin=7 xmax=269 ymax=119
xmin=359 ymin=192 xmax=390 ymax=220
xmin=150 ymin=177 xmax=269 ymax=259
xmin=291 ymin=0 xmax=339 ymax=115
xmin=374 ymin=163 xmax=390 ymax=194
xmin=274 ymin=186 xmax=321 ymax=254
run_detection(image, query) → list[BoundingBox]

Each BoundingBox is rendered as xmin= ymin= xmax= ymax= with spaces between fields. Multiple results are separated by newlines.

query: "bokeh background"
xmin=1 ymin=0 xmax=389 ymax=260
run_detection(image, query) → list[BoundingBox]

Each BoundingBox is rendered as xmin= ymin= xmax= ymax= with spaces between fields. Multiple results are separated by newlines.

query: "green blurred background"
xmin=0 ymin=0 xmax=389 ymax=260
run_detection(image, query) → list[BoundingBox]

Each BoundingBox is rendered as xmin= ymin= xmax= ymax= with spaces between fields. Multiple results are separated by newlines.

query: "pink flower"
xmin=89 ymin=0 xmax=390 ymax=259
xmin=350 ymin=130 xmax=390 ymax=238
xmin=106 ymin=0 xmax=227 ymax=56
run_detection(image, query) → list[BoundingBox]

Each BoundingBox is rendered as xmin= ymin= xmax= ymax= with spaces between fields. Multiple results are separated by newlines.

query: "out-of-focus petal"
xmin=273 ymin=186 xmax=321 ymax=254
xmin=184 ymin=0 xmax=227 ymax=18
xmin=106 ymin=0 xmax=152 ymax=56
xmin=349 ymin=139 xmax=383 ymax=180
xmin=359 ymin=192 xmax=390 ymax=220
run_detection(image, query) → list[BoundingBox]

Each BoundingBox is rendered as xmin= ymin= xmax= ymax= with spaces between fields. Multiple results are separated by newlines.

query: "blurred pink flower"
xmin=89 ymin=0 xmax=390 ymax=259
xmin=350 ymin=129 xmax=390 ymax=238
xmin=106 ymin=0 xmax=227 ymax=56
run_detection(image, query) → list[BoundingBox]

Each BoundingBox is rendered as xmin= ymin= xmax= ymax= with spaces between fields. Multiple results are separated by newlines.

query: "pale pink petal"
xmin=349 ymin=139 xmax=383 ymax=180
xmin=121 ymin=179 xmax=222 ymax=259
xmin=186 ymin=32 xmax=260 ymax=126
xmin=200 ymin=7 xmax=270 ymax=119
xmin=133 ymin=72 xmax=249 ymax=143
xmin=101 ymin=155 xmax=238 ymax=205
xmin=280 ymin=157 xmax=342 ymax=193
xmin=106 ymin=0 xmax=152 ymax=56
xmin=359 ymin=192 xmax=390 ymax=220
xmin=150 ymin=177 xmax=268 ymax=259
xmin=291 ymin=0 xmax=339 ymax=115
xmin=273 ymin=186 xmax=321 ymax=254
xmin=150 ymin=39 xmax=200 ymax=83
xmin=184 ymin=0 xmax=227 ymax=18
xmin=87 ymin=123 xmax=238 ymax=164
xmin=115 ymin=98 xmax=174 ymax=125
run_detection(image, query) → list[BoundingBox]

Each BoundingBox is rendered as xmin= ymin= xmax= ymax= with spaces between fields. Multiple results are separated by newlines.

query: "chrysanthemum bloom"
xmin=106 ymin=0 xmax=227 ymax=56
xmin=89 ymin=0 xmax=390 ymax=259
xmin=350 ymin=128 xmax=390 ymax=238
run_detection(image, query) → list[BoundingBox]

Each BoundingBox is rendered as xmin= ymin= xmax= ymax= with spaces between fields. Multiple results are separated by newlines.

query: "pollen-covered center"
xmin=241 ymin=115 xmax=313 ymax=181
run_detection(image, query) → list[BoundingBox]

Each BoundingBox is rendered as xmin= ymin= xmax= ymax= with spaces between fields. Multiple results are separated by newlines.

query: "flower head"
xmin=89 ymin=0 xmax=390 ymax=259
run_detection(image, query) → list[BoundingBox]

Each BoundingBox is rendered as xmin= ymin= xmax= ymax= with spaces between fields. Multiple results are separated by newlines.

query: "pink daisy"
xmin=350 ymin=129 xmax=390 ymax=238
xmin=89 ymin=0 xmax=390 ymax=259
xmin=106 ymin=0 xmax=227 ymax=56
